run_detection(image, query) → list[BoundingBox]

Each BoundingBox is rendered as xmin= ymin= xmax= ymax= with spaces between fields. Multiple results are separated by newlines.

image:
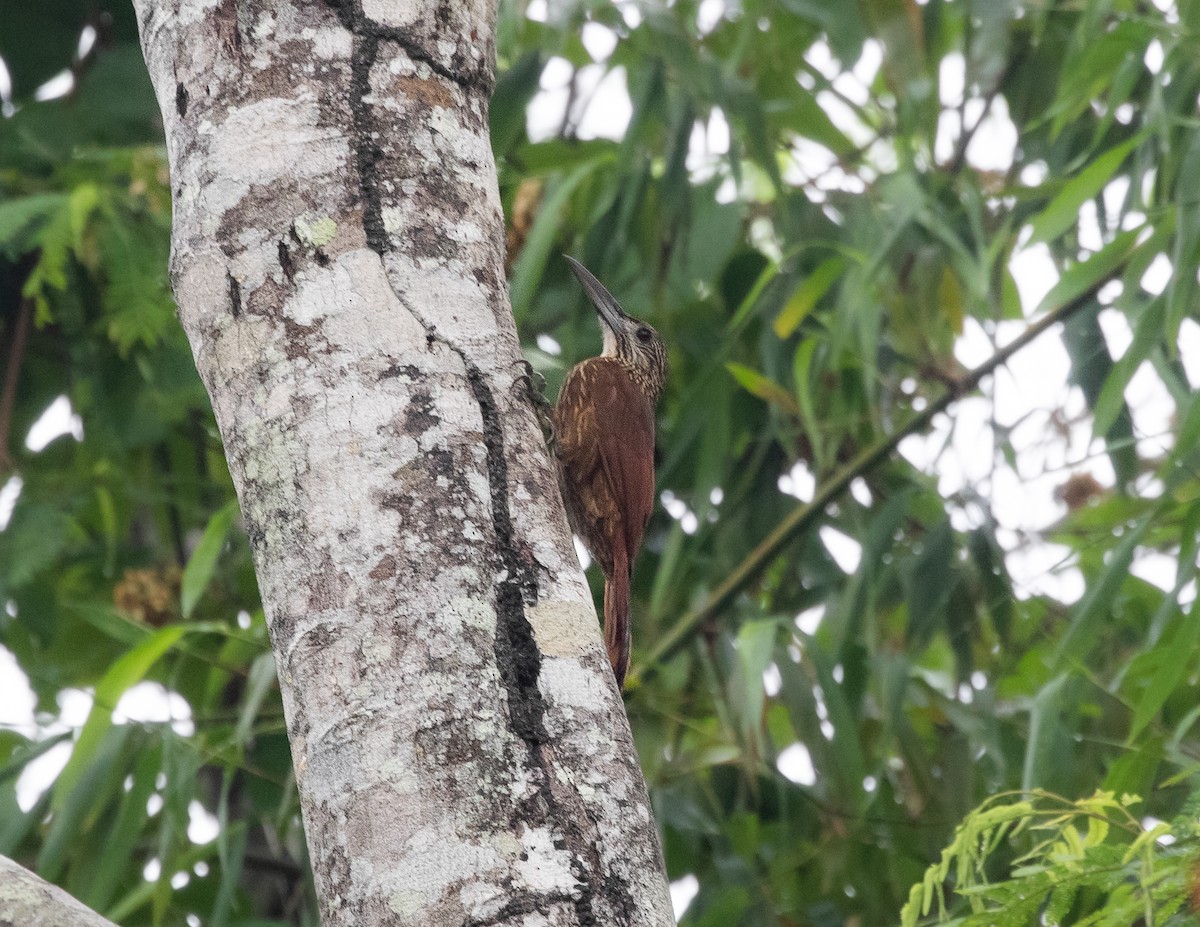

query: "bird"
xmin=552 ymin=256 xmax=668 ymax=689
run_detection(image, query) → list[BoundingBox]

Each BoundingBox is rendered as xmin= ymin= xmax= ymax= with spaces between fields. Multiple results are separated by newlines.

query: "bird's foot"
xmin=513 ymin=359 xmax=555 ymax=447
xmin=514 ymin=358 xmax=547 ymax=397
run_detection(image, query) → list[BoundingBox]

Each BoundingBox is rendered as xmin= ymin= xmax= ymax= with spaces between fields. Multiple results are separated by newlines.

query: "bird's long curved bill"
xmin=564 ymin=255 xmax=628 ymax=332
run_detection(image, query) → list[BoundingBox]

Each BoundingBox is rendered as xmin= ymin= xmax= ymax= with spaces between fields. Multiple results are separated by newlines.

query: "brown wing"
xmin=554 ymin=357 xmax=656 ymax=575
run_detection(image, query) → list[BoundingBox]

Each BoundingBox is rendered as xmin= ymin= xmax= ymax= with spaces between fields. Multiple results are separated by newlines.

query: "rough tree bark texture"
xmin=134 ymin=2 xmax=673 ymax=926
xmin=0 ymin=855 xmax=121 ymax=927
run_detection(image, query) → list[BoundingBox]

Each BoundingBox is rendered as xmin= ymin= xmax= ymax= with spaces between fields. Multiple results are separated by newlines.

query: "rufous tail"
xmin=603 ymin=546 xmax=632 ymax=688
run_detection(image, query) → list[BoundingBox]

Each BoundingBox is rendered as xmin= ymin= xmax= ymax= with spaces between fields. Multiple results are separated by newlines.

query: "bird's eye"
xmin=636 ymin=326 xmax=652 ymax=342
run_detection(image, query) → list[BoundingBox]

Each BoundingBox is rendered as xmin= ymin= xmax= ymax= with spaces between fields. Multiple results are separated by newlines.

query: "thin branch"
xmin=947 ymin=47 xmax=1026 ymax=175
xmin=559 ymin=65 xmax=580 ymax=141
xmin=0 ymin=297 xmax=33 ymax=474
xmin=633 ymin=261 xmax=1127 ymax=682
xmin=947 ymin=88 xmax=998 ymax=175
xmin=949 ymin=15 xmax=974 ymax=173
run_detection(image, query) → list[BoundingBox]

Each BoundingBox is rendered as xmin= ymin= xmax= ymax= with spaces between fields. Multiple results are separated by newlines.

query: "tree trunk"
xmin=133 ymin=2 xmax=673 ymax=925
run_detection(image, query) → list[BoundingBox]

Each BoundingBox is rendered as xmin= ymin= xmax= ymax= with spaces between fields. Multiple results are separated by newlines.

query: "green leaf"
xmin=724 ymin=362 xmax=800 ymax=416
xmin=69 ymin=45 xmax=161 ymax=146
xmin=1103 ymin=736 xmax=1162 ymax=799
xmin=104 ymin=839 xmax=221 ymax=924
xmin=690 ymin=885 xmax=751 ymax=927
xmin=181 ymin=499 xmax=240 ymax=619
xmin=490 ymin=51 xmax=542 ymax=156
xmin=725 ymin=80 xmax=784 ymax=192
xmin=1022 ymin=674 xmax=1072 ymax=791
xmin=1049 ymin=22 xmax=1151 ymax=138
xmin=53 ymin=625 xmax=189 ymax=810
xmin=725 ymin=258 xmax=782 ymax=332
xmin=1032 ymin=227 xmax=1142 ymax=317
xmin=96 ymin=202 xmax=175 ymax=353
xmin=0 ymin=501 xmax=74 ymax=597
xmin=792 ymin=337 xmax=826 ymax=468
xmin=0 ymin=788 xmax=50 ymax=859
xmin=0 ymin=731 xmax=71 ymax=787
xmin=0 ymin=193 xmax=68 ymax=257
xmin=733 ymin=620 xmax=777 ymax=742
xmin=80 ymin=742 xmax=162 ymax=911
xmin=40 ymin=724 xmax=133 ymax=879
xmin=235 ymin=652 xmax=277 ymax=747
xmin=1063 ymin=304 xmax=1138 ymax=487
xmin=905 ymin=518 xmax=956 ymax=645
xmin=21 ymin=182 xmax=101 ymax=322
xmin=773 ymin=256 xmax=845 ymax=338
xmin=1167 ymin=130 xmax=1200 ymax=342
xmin=780 ymin=87 xmax=857 ymax=156
xmin=968 ymin=526 xmax=1013 ymax=641
xmin=1054 ymin=512 xmax=1155 ymax=667
xmin=938 ymin=264 xmax=964 ymax=335
xmin=649 ymin=522 xmax=687 ymax=623
xmin=507 ymin=160 xmax=608 ymax=317
xmin=1173 ymin=386 xmax=1200 ymax=480
xmin=1122 ymin=820 xmax=1172 ymax=864
xmin=1091 ymin=298 xmax=1165 ymax=440
xmin=69 ymin=602 xmax=152 ymax=646
xmin=1128 ymin=602 xmax=1200 ymax=741
xmin=1025 ymin=135 xmax=1144 ymax=246
xmin=211 ymin=776 xmax=248 ymax=927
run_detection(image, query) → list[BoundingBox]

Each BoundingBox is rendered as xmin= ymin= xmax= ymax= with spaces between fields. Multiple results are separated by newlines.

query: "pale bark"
xmin=133 ymin=1 xmax=672 ymax=926
xmin=0 ymin=855 xmax=120 ymax=927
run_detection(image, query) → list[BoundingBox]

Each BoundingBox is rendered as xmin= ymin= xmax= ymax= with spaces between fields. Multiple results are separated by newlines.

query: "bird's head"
xmin=564 ymin=255 xmax=668 ymax=404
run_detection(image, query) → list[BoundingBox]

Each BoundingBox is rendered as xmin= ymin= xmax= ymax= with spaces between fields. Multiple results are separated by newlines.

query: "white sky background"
xmin=0 ymin=5 xmax=1194 ymax=918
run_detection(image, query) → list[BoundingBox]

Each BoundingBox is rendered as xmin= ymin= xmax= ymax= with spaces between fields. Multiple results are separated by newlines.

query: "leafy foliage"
xmin=1 ymin=1 xmax=1199 ymax=926
xmin=901 ymin=789 xmax=1198 ymax=927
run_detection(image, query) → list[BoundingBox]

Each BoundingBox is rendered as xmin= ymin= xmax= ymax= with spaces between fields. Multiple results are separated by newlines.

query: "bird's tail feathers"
xmin=603 ymin=547 xmax=632 ymax=689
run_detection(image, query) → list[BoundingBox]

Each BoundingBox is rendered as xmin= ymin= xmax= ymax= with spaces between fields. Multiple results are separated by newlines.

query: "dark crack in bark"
xmin=464 ymin=891 xmax=577 ymax=927
xmin=461 ymin=359 xmax=548 ymax=743
xmin=323 ymin=0 xmax=493 ymax=94
xmin=227 ymin=272 xmax=242 ymax=318
xmin=278 ymin=239 xmax=296 ymax=283
xmin=439 ymin=332 xmax=612 ymax=926
xmin=347 ymin=29 xmax=387 ymax=254
xmin=313 ymin=1 xmax=634 ymax=918
xmin=324 ymin=0 xmax=492 ymax=256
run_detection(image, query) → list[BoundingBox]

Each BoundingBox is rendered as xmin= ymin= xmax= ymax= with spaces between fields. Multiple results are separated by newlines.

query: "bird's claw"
xmin=513 ymin=358 xmax=547 ymax=396
xmin=512 ymin=359 xmax=556 ymax=448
